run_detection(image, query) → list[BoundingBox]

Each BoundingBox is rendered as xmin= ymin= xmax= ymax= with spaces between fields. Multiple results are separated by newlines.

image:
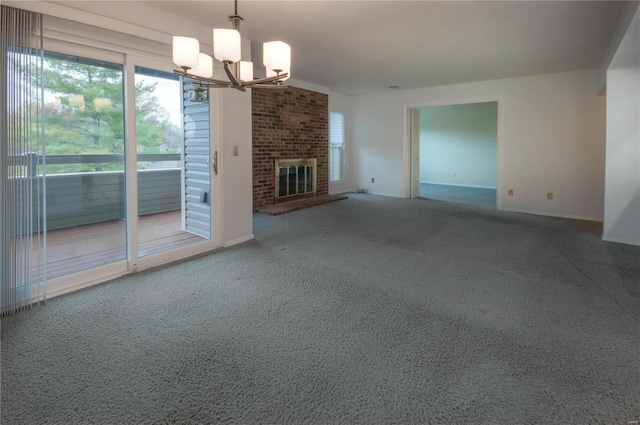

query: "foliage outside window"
xmin=39 ymin=53 xmax=181 ymax=174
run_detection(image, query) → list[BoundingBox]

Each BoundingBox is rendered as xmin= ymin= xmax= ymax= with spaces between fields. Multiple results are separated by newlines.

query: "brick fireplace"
xmin=252 ymin=87 xmax=329 ymax=209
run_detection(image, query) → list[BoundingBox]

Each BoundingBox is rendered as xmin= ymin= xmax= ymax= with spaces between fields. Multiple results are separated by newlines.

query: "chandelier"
xmin=172 ymin=0 xmax=291 ymax=92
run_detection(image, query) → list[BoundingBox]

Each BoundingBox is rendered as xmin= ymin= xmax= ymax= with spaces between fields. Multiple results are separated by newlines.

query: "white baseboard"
xmin=367 ymin=191 xmax=403 ymax=198
xmin=420 ymin=181 xmax=497 ymax=190
xmin=329 ymin=185 xmax=353 ymax=195
xmin=601 ymin=235 xmax=640 ymax=246
xmin=500 ymin=207 xmax=603 ymax=223
xmin=224 ymin=234 xmax=255 ymax=247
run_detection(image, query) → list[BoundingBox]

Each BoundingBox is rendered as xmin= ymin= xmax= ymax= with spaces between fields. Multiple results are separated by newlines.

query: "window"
xmin=329 ymin=112 xmax=345 ymax=183
xmin=43 ymin=52 xmax=125 ymax=175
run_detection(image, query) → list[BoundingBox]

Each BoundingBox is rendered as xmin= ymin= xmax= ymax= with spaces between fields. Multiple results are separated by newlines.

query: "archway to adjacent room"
xmin=405 ymin=100 xmax=500 ymax=209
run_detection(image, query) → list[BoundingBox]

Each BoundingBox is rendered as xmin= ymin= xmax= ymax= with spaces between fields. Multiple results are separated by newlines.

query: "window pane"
xmin=329 ymin=112 xmax=345 ymax=182
xmin=43 ymin=55 xmax=124 ymax=175
xmin=42 ymin=52 xmax=126 ymax=278
xmin=134 ymin=68 xmax=182 ymax=172
xmin=330 ymin=112 xmax=344 ymax=145
xmin=330 ymin=145 xmax=343 ymax=182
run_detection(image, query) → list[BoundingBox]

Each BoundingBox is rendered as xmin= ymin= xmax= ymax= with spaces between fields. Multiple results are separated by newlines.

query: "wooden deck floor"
xmin=38 ymin=211 xmax=205 ymax=279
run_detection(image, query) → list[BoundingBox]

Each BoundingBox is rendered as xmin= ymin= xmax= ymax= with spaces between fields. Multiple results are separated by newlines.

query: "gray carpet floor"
xmin=419 ymin=183 xmax=496 ymax=209
xmin=1 ymin=193 xmax=639 ymax=424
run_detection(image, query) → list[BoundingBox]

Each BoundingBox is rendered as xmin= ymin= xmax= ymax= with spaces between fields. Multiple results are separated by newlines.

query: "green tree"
xmin=40 ymin=56 xmax=181 ymax=174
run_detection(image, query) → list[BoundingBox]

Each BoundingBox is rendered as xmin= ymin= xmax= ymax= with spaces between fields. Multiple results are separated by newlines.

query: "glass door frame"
xmin=43 ymin=46 xmax=222 ymax=298
xmin=124 ymin=54 xmax=222 ymax=273
xmin=42 ymin=39 xmax=129 ymax=298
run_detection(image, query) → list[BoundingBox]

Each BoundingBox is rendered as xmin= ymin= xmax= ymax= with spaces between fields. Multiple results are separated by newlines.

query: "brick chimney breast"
xmin=252 ymin=87 xmax=329 ymax=209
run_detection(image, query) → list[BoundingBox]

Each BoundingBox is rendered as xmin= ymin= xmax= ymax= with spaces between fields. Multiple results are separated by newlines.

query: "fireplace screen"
xmin=275 ymin=159 xmax=316 ymax=199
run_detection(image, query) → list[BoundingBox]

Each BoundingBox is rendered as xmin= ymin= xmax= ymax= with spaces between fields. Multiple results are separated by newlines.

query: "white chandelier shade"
xmin=239 ymin=61 xmax=254 ymax=82
xmin=263 ymin=41 xmax=291 ymax=73
xmin=213 ymin=28 xmax=241 ymax=63
xmin=171 ymin=0 xmax=290 ymax=91
xmin=173 ymin=36 xmax=200 ymax=70
xmin=190 ymin=53 xmax=214 ymax=78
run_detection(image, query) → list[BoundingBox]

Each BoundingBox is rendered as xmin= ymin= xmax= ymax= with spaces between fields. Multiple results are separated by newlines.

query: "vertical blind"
xmin=1 ymin=6 xmax=46 ymax=316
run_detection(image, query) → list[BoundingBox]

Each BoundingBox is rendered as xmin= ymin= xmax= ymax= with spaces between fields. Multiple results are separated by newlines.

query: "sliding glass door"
xmin=42 ymin=52 xmax=127 ymax=278
xmin=8 ymin=43 xmax=221 ymax=295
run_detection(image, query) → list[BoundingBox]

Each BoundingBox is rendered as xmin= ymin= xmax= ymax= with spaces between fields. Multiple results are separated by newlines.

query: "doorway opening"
xmin=407 ymin=101 xmax=499 ymax=209
xmin=134 ymin=68 xmax=210 ymax=258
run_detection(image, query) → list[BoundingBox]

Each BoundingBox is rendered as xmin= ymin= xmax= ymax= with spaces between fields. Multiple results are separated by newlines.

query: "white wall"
xmin=603 ymin=6 xmax=640 ymax=246
xmin=352 ymin=69 xmax=606 ymax=220
xmin=419 ymin=102 xmax=497 ymax=188
xmin=329 ymin=91 xmax=355 ymax=194
xmin=217 ymin=89 xmax=254 ymax=247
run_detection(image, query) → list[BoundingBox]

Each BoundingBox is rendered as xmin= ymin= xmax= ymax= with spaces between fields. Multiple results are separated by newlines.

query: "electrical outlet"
xmin=547 ymin=192 xmax=553 ymax=200
xmin=371 ymin=177 xmax=375 ymax=183
xmin=508 ymin=189 xmax=514 ymax=196
xmin=233 ymin=145 xmax=239 ymax=156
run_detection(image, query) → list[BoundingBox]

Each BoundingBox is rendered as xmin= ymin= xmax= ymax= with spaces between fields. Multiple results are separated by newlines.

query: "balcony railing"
xmin=12 ymin=153 xmax=183 ymax=231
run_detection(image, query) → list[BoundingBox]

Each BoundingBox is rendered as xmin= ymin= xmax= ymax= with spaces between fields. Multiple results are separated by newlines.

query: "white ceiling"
xmin=143 ymin=1 xmax=623 ymax=95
